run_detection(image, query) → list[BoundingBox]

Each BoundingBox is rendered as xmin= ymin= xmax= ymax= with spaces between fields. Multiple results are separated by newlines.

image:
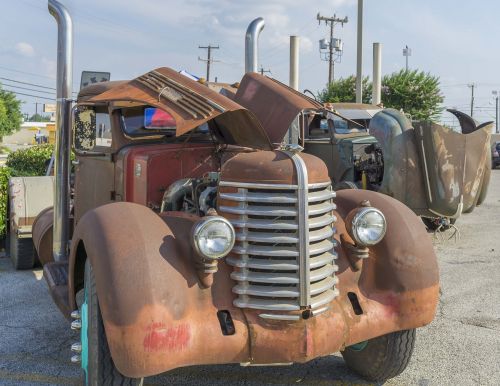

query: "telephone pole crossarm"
xmin=198 ymin=44 xmax=220 ymax=82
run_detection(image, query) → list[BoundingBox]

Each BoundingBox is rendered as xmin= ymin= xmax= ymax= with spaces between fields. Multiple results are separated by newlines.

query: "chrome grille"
xmin=218 ymin=178 xmax=338 ymax=320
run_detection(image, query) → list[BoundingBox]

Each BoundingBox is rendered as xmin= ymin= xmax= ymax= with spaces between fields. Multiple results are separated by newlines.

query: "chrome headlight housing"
xmin=349 ymin=207 xmax=387 ymax=246
xmin=192 ymin=216 xmax=235 ymax=259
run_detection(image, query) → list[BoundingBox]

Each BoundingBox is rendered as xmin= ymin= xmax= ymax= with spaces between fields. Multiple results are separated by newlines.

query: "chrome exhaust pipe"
xmin=48 ymin=0 xmax=72 ymax=262
xmin=245 ymin=17 xmax=265 ymax=73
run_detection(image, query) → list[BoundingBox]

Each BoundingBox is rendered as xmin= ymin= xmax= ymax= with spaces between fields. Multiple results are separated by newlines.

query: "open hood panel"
xmin=89 ymin=67 xmax=271 ymax=150
xmin=234 ymin=73 xmax=323 ymax=143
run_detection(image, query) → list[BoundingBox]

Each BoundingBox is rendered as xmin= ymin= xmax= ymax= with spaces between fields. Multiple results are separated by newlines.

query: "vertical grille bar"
xmin=281 ymin=151 xmax=310 ymax=307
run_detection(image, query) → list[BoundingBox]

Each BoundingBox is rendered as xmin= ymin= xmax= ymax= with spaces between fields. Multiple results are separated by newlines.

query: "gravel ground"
xmin=0 ymin=171 xmax=499 ymax=386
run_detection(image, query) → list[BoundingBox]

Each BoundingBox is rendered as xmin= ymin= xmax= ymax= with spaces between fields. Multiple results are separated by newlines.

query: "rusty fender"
xmin=68 ymin=202 xmax=251 ymax=378
xmin=332 ymin=189 xmax=439 ymax=347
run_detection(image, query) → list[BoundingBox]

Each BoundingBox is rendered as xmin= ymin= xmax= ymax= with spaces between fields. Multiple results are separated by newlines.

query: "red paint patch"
xmin=143 ymin=322 xmax=191 ymax=352
xmin=383 ymin=293 xmax=400 ymax=317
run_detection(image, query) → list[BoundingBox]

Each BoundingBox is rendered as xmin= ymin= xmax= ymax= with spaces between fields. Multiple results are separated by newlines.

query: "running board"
xmin=43 ymin=261 xmax=71 ymax=318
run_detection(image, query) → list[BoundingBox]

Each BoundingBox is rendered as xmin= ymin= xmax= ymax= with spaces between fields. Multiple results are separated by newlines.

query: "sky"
xmin=1 ymin=0 xmax=499 ymax=128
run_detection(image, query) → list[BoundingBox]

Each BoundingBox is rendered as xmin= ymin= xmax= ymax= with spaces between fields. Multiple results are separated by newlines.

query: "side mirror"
xmin=73 ymin=105 xmax=96 ymax=152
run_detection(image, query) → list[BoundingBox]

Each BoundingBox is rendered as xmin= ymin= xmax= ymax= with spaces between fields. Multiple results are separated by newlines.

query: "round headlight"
xmin=350 ymin=207 xmax=386 ymax=246
xmin=192 ymin=217 xmax=235 ymax=259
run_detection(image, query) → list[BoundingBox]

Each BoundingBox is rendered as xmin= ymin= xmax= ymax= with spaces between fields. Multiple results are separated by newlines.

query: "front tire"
xmin=341 ymin=329 xmax=416 ymax=382
xmin=82 ymin=260 xmax=143 ymax=386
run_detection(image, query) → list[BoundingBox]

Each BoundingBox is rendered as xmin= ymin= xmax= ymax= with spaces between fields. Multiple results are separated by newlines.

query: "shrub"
xmin=0 ymin=144 xmax=56 ymax=236
xmin=0 ymin=166 xmax=12 ymax=235
xmin=6 ymin=144 xmax=54 ymax=176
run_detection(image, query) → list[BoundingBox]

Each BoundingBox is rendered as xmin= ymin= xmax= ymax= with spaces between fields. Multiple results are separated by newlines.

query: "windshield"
xmin=120 ymin=106 xmax=210 ymax=138
xmin=331 ymin=116 xmax=368 ymax=134
xmin=121 ymin=106 xmax=176 ymax=137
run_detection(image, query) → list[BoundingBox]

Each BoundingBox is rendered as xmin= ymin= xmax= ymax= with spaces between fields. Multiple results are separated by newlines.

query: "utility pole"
xmin=317 ymin=13 xmax=348 ymax=84
xmin=259 ymin=66 xmax=271 ymax=76
xmin=403 ymin=45 xmax=411 ymax=71
xmin=493 ymin=90 xmax=499 ymax=133
xmin=468 ymin=83 xmax=475 ymax=118
xmin=198 ymin=44 xmax=219 ymax=82
xmin=355 ymin=0 xmax=363 ymax=103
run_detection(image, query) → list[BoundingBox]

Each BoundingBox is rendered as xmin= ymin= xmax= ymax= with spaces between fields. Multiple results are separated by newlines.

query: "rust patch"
xmin=143 ymin=322 xmax=191 ymax=352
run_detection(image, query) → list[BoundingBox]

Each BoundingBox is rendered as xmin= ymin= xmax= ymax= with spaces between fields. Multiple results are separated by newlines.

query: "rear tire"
xmin=83 ymin=260 xmax=143 ymax=386
xmin=341 ymin=329 xmax=416 ymax=382
xmin=9 ymin=231 xmax=35 ymax=270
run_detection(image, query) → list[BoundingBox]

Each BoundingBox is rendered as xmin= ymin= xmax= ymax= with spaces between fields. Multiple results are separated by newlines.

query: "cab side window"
xmin=307 ymin=117 xmax=331 ymax=139
xmin=95 ymin=109 xmax=112 ymax=148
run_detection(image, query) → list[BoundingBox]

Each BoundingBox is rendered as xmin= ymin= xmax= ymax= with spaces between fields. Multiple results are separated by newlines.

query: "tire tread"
xmin=341 ymin=329 xmax=416 ymax=382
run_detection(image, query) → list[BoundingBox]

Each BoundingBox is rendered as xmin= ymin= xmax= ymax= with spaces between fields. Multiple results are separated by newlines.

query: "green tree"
xmin=0 ymin=85 xmax=23 ymax=137
xmin=381 ymin=69 xmax=443 ymax=121
xmin=29 ymin=113 xmax=51 ymax=122
xmin=317 ymin=76 xmax=372 ymax=104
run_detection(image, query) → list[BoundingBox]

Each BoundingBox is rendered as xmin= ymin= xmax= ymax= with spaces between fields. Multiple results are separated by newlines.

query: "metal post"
xmin=289 ymin=36 xmax=299 ymax=90
xmin=468 ymin=83 xmax=475 ymax=118
xmin=403 ymin=45 xmax=411 ymax=71
xmin=372 ymin=43 xmax=382 ymax=105
xmin=328 ymin=22 xmax=334 ymax=84
xmin=355 ymin=0 xmax=363 ymax=103
xmin=245 ymin=18 xmax=265 ymax=73
xmin=48 ymin=0 xmax=72 ymax=262
xmin=496 ymin=96 xmax=499 ymax=134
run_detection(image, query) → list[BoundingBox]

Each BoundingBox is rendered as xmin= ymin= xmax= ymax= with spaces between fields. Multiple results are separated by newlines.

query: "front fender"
xmin=333 ymin=189 xmax=439 ymax=344
xmin=68 ymin=202 xmax=249 ymax=378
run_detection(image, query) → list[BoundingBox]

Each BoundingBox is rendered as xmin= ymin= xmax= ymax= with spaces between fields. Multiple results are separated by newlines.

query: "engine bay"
xmin=353 ymin=143 xmax=384 ymax=190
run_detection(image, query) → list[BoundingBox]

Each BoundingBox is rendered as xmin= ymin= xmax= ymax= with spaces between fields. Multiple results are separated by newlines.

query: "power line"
xmin=2 ymin=83 xmax=56 ymax=96
xmin=0 ymin=65 xmax=55 ymax=80
xmin=7 ymin=90 xmax=55 ymax=102
xmin=0 ymin=76 xmax=55 ymax=90
xmin=198 ymin=44 xmax=220 ymax=82
xmin=0 ymin=77 xmax=78 ymax=95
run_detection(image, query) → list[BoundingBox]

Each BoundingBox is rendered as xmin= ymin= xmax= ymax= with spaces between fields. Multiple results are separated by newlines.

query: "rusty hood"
xmin=234 ymin=73 xmax=324 ymax=143
xmin=413 ymin=120 xmax=493 ymax=217
xmin=89 ymin=67 xmax=272 ymax=149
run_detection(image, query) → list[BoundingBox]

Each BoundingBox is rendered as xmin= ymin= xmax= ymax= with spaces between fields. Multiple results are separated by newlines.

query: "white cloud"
xmin=15 ymin=42 xmax=35 ymax=57
xmin=41 ymin=58 xmax=57 ymax=79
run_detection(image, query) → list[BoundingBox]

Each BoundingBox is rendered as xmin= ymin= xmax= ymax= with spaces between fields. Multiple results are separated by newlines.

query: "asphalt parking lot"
xmin=0 ymin=171 xmax=499 ymax=386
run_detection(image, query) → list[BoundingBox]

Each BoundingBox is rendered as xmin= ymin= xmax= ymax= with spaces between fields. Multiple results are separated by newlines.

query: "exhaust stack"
xmin=48 ymin=0 xmax=73 ymax=262
xmin=289 ymin=36 xmax=299 ymax=90
xmin=245 ymin=17 xmax=265 ymax=73
xmin=372 ymin=42 xmax=382 ymax=105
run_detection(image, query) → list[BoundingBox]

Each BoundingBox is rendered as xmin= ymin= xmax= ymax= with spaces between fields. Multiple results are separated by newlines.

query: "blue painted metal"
xmin=81 ymin=293 xmax=88 ymax=383
xmin=348 ymin=340 xmax=368 ymax=351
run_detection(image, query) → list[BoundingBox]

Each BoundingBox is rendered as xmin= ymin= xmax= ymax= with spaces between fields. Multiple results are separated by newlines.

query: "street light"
xmin=403 ymin=45 xmax=411 ymax=71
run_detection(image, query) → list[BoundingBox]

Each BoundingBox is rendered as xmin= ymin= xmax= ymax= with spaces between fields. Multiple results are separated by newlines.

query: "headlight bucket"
xmin=346 ymin=206 xmax=387 ymax=247
xmin=191 ymin=216 xmax=235 ymax=260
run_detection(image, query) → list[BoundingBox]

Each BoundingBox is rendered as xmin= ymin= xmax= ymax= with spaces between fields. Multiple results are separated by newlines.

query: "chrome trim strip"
xmin=219 ymin=180 xmax=331 ymax=190
xmin=219 ymin=181 xmax=298 ymax=189
xmin=259 ymin=314 xmax=301 ymax=321
xmin=280 ymin=150 xmax=310 ymax=307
